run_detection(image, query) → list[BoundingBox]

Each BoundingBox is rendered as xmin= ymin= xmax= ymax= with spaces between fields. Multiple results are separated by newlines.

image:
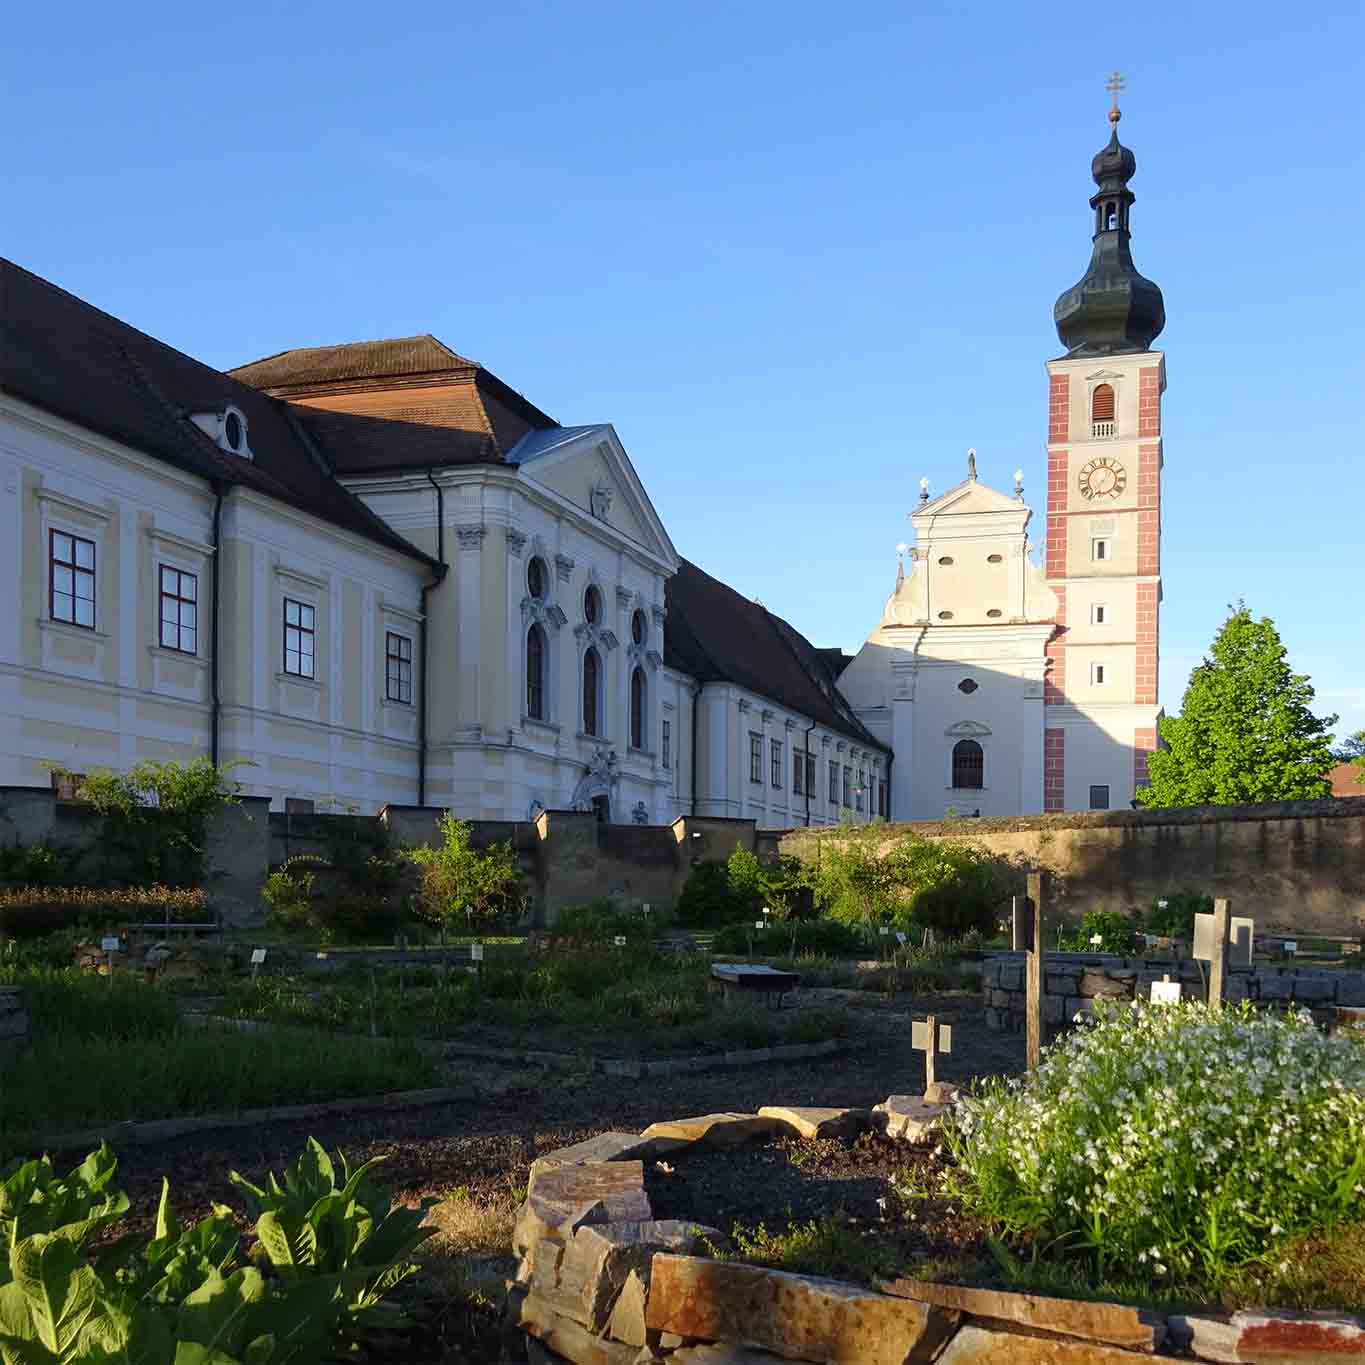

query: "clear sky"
xmin=4 ymin=1 xmax=1363 ymax=739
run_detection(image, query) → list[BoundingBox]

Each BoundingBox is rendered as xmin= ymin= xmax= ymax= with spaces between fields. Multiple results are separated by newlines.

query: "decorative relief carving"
xmin=454 ymin=524 xmax=487 ymax=550
xmin=760 ymin=709 xmax=775 ymax=723
xmin=616 ymin=586 xmax=635 ymax=611
xmin=590 ymin=479 xmax=613 ymax=521
xmin=737 ymin=699 xmax=751 ymax=714
xmin=521 ymin=597 xmax=567 ymax=631
xmin=651 ymin=604 xmax=666 ymax=629
xmin=573 ymin=621 xmax=619 ymax=651
xmin=784 ymin=718 xmax=797 ymax=731
xmin=505 ymin=528 xmax=527 ymax=557
xmin=946 ymin=720 xmax=992 ymax=737
xmin=554 ymin=553 xmax=575 ymax=582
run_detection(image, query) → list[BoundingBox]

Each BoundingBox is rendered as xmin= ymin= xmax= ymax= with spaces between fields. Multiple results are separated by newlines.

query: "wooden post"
xmin=923 ymin=1013 xmax=937 ymax=1094
xmin=1025 ymin=871 xmax=1045 ymax=1070
xmin=1208 ymin=897 xmax=1230 ymax=1010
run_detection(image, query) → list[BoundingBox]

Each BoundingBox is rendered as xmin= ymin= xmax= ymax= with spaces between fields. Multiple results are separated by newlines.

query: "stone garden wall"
xmin=981 ymin=951 xmax=1365 ymax=1032
xmin=781 ymin=796 xmax=1365 ymax=936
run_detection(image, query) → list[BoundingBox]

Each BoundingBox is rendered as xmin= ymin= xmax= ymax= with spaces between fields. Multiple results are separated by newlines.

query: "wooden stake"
xmin=1025 ymin=871 xmax=1045 ymax=1070
xmin=1208 ymin=897 xmax=1230 ymax=1010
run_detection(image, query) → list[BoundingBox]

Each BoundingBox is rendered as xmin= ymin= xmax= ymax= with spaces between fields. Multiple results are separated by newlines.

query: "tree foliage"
xmin=1137 ymin=606 xmax=1337 ymax=808
xmin=405 ymin=813 xmax=524 ymax=933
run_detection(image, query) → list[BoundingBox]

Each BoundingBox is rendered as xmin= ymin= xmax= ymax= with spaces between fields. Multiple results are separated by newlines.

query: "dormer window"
xmin=191 ymin=405 xmax=252 ymax=458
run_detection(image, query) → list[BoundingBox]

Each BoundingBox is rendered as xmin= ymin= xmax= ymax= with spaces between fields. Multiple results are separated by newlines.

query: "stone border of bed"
xmin=507 ymin=1100 xmax=1365 ymax=1365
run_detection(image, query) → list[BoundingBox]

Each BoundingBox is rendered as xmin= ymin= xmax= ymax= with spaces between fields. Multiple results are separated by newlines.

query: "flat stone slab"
xmin=873 ymin=1096 xmax=948 ymax=1143
xmin=511 ymin=1286 xmax=640 ymax=1365
xmin=670 ymin=1347 xmax=793 ymax=1363
xmin=530 ymin=1131 xmax=689 ymax=1178
xmin=711 ymin=963 xmax=799 ymax=992
xmin=881 ymin=1280 xmax=1164 ymax=1351
xmin=515 ymin=1161 xmax=651 ymax=1257
xmin=646 ymin=1253 xmax=956 ymax=1364
xmin=757 ymin=1106 xmax=871 ymax=1140
xmin=1176 ymin=1310 xmax=1365 ymax=1362
xmin=640 ymin=1113 xmax=783 ymax=1149
xmin=935 ymin=1324 xmax=1154 ymax=1363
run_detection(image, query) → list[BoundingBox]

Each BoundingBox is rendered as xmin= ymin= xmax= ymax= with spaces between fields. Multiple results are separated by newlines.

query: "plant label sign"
xmin=1284 ymin=941 xmax=1298 ymax=955
xmin=470 ymin=944 xmax=485 ymax=962
xmin=911 ymin=1020 xmax=952 ymax=1054
xmin=250 ymin=948 xmax=267 ymax=965
xmin=879 ymin=927 xmax=890 ymax=937
xmin=613 ymin=936 xmax=627 ymax=948
xmin=754 ymin=921 xmax=765 ymax=931
xmin=1090 ymin=934 xmax=1104 ymax=947
xmin=101 ymin=936 xmax=120 ymax=952
xmin=1194 ymin=913 xmax=1255 ymax=967
xmin=1150 ymin=978 xmax=1182 ymax=1004
xmin=896 ymin=931 xmax=907 ymax=945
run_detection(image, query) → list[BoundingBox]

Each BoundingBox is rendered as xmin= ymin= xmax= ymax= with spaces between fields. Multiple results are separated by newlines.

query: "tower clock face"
xmin=1078 ymin=456 xmax=1127 ymax=501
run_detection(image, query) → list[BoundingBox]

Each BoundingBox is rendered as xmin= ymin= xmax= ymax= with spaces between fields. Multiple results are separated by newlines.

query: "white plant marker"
xmin=1150 ymin=974 xmax=1182 ymax=1004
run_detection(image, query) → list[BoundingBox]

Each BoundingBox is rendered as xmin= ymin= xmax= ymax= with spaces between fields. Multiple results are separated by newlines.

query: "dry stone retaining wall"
xmin=981 ymin=951 xmax=1365 ymax=1032
xmin=0 ymin=988 xmax=28 ymax=1065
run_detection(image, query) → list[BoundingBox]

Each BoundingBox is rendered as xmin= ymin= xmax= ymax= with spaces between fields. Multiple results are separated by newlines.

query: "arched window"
xmin=582 ymin=647 xmax=600 ymax=736
xmin=527 ymin=557 xmax=547 ymax=601
xmin=631 ymin=609 xmax=646 ymax=645
xmin=1091 ymin=383 xmax=1115 ymax=437
xmin=584 ymin=585 xmax=600 ymax=624
xmin=526 ymin=624 xmax=546 ymax=720
xmin=630 ymin=666 xmax=645 ymax=748
xmin=952 ymin=739 xmax=984 ymax=789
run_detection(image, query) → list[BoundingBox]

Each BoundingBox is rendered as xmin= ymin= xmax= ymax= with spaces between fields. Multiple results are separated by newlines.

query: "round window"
xmin=958 ymin=678 xmax=979 ymax=694
xmin=938 ymin=610 xmax=954 ymax=620
xmin=631 ymin=609 xmax=645 ymax=645
xmin=584 ymin=586 xmax=600 ymax=624
xmin=938 ymin=556 xmax=954 ymax=566
xmin=986 ymin=608 xmax=1003 ymax=618
xmin=223 ymin=411 xmax=243 ymax=451
xmin=987 ymin=553 xmax=1003 ymax=564
xmin=527 ymin=557 xmax=546 ymax=601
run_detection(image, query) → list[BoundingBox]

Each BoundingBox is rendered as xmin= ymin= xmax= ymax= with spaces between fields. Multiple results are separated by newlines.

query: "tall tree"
xmin=1137 ymin=605 xmax=1337 ymax=808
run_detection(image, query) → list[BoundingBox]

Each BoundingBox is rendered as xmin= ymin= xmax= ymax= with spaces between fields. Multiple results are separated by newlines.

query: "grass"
xmin=719 ymin=1215 xmax=900 ymax=1285
xmin=0 ymin=965 xmax=441 ymax=1149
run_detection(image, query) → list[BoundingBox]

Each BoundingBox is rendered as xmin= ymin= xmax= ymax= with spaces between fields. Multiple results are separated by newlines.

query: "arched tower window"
xmin=630 ymin=666 xmax=645 ymax=748
xmin=952 ymin=739 xmax=984 ymax=789
xmin=526 ymin=624 xmax=546 ymax=720
xmin=1091 ymin=383 xmax=1116 ymax=437
xmin=582 ymin=647 xmax=600 ymax=736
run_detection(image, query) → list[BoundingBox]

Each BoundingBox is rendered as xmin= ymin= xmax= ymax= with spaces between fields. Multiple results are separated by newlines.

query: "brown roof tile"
xmin=229 ymin=334 xmax=478 ymax=389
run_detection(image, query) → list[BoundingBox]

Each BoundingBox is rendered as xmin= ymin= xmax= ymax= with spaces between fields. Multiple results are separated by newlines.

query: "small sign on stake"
xmin=250 ymin=948 xmax=267 ymax=965
xmin=1089 ymin=934 xmax=1104 ymax=947
xmin=470 ymin=943 xmax=485 ymax=962
xmin=101 ymin=936 xmax=120 ymax=952
xmin=1150 ymin=975 xmax=1182 ymax=1005
xmin=911 ymin=1015 xmax=952 ymax=1095
xmin=613 ymin=935 xmax=627 ymax=948
xmin=895 ymin=931 xmax=907 ymax=945
xmin=879 ymin=927 xmax=890 ymax=937
xmin=1284 ymin=940 xmax=1298 ymax=956
xmin=754 ymin=920 xmax=766 ymax=931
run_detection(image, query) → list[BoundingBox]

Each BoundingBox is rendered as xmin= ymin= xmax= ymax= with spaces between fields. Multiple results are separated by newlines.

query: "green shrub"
xmin=945 ymin=1001 xmax=1365 ymax=1290
xmin=553 ymin=899 xmax=675 ymax=944
xmin=674 ymin=859 xmax=736 ymax=927
xmin=712 ymin=917 xmax=866 ymax=958
xmin=263 ymin=852 xmax=405 ymax=944
xmin=407 ymin=813 xmax=525 ymax=936
xmin=0 ymin=884 xmax=210 ymax=938
xmin=0 ymin=1137 xmax=430 ymax=1363
xmin=1058 ymin=908 xmax=1143 ymax=954
xmin=0 ymin=840 xmax=62 ymax=886
xmin=1146 ymin=892 xmax=1210 ymax=940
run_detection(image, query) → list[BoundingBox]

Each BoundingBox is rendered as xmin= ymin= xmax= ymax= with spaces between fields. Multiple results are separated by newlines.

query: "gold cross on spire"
xmin=1106 ymin=70 xmax=1126 ymax=124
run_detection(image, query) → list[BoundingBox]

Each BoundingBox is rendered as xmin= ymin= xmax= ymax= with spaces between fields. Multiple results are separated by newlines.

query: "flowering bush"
xmin=945 ymin=1001 xmax=1365 ymax=1288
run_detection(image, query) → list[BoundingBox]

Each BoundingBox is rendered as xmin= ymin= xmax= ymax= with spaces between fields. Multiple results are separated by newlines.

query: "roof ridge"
xmin=227 ymin=334 xmax=481 ymax=377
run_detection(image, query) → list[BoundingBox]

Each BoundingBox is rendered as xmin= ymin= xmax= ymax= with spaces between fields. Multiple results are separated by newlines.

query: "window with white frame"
xmin=1091 ymin=662 xmax=1106 ymax=685
xmin=793 ymin=748 xmax=804 ymax=795
xmin=283 ymin=598 xmax=315 ymax=678
xmin=385 ymin=631 xmax=413 ymax=704
xmin=805 ymin=751 xmax=817 ymax=795
xmin=50 ymin=530 xmax=96 ymax=628
xmin=526 ymin=624 xmax=546 ymax=719
xmin=842 ymin=765 xmax=852 ymax=807
xmin=770 ymin=738 xmax=783 ymax=789
xmin=1092 ymin=538 xmax=1110 ymax=562
xmin=661 ymin=719 xmax=671 ymax=770
xmin=829 ymin=759 xmax=839 ymax=803
xmin=582 ymin=647 xmax=601 ymax=735
xmin=750 ymin=733 xmax=762 ymax=784
xmin=1091 ymin=603 xmax=1107 ymax=625
xmin=158 ymin=566 xmax=197 ymax=654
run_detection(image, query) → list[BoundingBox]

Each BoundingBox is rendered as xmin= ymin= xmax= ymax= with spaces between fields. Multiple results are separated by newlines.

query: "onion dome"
xmin=1054 ymin=108 xmax=1165 ymax=357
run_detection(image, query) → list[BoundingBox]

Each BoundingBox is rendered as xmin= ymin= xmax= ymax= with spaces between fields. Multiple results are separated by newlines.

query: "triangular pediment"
xmin=513 ymin=424 xmax=678 ymax=569
xmin=915 ymin=478 xmax=1028 ymax=519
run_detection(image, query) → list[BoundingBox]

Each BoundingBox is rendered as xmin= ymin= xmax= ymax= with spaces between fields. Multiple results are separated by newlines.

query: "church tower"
xmin=1043 ymin=84 xmax=1166 ymax=811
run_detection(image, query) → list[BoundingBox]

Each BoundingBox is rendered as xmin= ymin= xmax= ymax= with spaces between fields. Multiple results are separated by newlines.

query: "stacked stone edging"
xmin=0 ymin=988 xmax=28 ymax=1066
xmin=981 ymin=952 xmax=1365 ymax=1032
xmin=506 ymin=1102 xmax=1364 ymax=1364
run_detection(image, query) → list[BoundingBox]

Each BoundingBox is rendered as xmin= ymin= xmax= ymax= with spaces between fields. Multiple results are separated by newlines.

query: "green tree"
xmin=406 ymin=813 xmax=524 ymax=935
xmin=1137 ymin=606 xmax=1337 ymax=808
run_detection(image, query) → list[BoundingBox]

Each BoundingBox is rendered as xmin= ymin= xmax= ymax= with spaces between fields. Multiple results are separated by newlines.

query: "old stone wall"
xmin=779 ymin=797 xmax=1365 ymax=936
xmin=980 ymin=951 xmax=1365 ymax=1033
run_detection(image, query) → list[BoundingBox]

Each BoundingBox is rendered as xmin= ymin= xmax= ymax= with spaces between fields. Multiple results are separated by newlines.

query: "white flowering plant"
xmin=943 ymin=1001 xmax=1365 ymax=1289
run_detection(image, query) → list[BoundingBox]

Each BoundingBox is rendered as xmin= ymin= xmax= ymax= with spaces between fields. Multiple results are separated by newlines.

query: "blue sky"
xmin=5 ymin=1 xmax=1363 ymax=739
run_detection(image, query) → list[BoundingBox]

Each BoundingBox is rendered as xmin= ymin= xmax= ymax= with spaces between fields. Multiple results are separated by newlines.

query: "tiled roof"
xmin=664 ymin=559 xmax=887 ymax=751
xmin=1328 ymin=762 xmax=1364 ymax=798
xmin=229 ymin=335 xmax=478 ymax=389
xmin=0 ymin=258 xmax=436 ymax=566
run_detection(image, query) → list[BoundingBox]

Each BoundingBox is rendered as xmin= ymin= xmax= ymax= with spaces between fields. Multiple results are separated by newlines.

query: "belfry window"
xmin=952 ymin=739 xmax=984 ymax=790
xmin=1091 ymin=383 xmax=1116 ymax=438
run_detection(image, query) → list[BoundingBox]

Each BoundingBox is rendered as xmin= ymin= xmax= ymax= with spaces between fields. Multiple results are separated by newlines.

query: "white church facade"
xmin=0 ymin=105 xmax=1165 ymax=827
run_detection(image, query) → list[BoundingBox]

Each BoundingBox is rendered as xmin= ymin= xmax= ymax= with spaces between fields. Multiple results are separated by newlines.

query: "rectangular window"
xmin=385 ymin=631 xmax=413 ymax=704
xmin=1091 ymin=662 xmax=1106 ymax=685
xmin=1089 ymin=784 xmax=1110 ymax=811
xmin=806 ymin=752 xmax=817 ymax=796
xmin=855 ymin=768 xmax=865 ymax=812
xmin=879 ymin=781 xmax=889 ymax=818
xmin=157 ymin=565 xmax=197 ymax=654
xmin=842 ymin=765 xmax=852 ymax=807
xmin=283 ymin=597 xmax=316 ymax=679
xmin=285 ymin=797 xmax=315 ymax=815
xmin=750 ymin=733 xmax=762 ymax=784
xmin=661 ymin=719 xmax=671 ymax=770
xmin=1091 ymin=538 xmax=1109 ymax=562
xmin=771 ymin=739 xmax=783 ymax=789
xmin=829 ymin=759 xmax=839 ymax=803
xmin=793 ymin=748 xmax=804 ymax=795
xmin=49 ymin=530 xmax=96 ymax=628
xmin=1091 ymin=603 xmax=1107 ymax=625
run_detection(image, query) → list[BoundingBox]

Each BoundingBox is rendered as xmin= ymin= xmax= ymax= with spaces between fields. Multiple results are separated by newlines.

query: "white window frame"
xmin=1090 ymin=603 xmax=1107 ymax=625
xmin=1091 ymin=538 xmax=1110 ymax=562
xmin=1091 ymin=662 xmax=1106 ymax=685
xmin=283 ymin=596 xmax=317 ymax=680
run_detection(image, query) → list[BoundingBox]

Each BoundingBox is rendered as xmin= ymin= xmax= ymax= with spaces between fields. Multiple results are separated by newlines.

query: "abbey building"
xmin=0 ymin=108 xmax=1164 ymax=825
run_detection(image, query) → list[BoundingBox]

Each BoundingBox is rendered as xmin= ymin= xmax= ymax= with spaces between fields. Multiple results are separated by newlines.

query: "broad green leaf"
xmin=176 ymin=1268 xmax=264 ymax=1354
xmin=153 ymin=1183 xmax=178 ymax=1246
xmin=10 ymin=1236 xmax=97 ymax=1357
xmin=75 ymin=1297 xmax=174 ymax=1365
xmin=171 ymin=1345 xmax=243 ymax=1365
xmin=251 ymin=1217 xmax=314 ymax=1274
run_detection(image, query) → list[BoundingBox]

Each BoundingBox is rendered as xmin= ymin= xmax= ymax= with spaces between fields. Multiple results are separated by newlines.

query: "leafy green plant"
xmin=1057 ymin=909 xmax=1142 ymax=954
xmin=0 ymin=1138 xmax=429 ymax=1363
xmin=712 ymin=917 xmax=866 ymax=958
xmin=553 ymin=900 xmax=675 ymax=945
xmin=1145 ymin=892 xmax=1210 ymax=941
xmin=0 ymin=842 xmax=62 ymax=888
xmin=945 ymin=1001 xmax=1365 ymax=1291
xmin=262 ymin=857 xmax=325 ymax=936
xmin=406 ymin=814 xmax=524 ymax=937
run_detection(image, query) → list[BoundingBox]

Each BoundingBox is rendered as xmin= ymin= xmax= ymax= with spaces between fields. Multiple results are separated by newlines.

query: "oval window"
xmin=631 ymin=609 xmax=645 ymax=645
xmin=938 ymin=610 xmax=954 ymax=620
xmin=987 ymin=553 xmax=1003 ymax=564
xmin=958 ymin=678 xmax=979 ymax=694
xmin=584 ymin=585 xmax=601 ymax=624
xmin=527 ymin=557 xmax=546 ymax=601
xmin=986 ymin=608 xmax=1003 ymax=618
xmin=223 ymin=411 xmax=243 ymax=451
xmin=938 ymin=556 xmax=954 ymax=566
